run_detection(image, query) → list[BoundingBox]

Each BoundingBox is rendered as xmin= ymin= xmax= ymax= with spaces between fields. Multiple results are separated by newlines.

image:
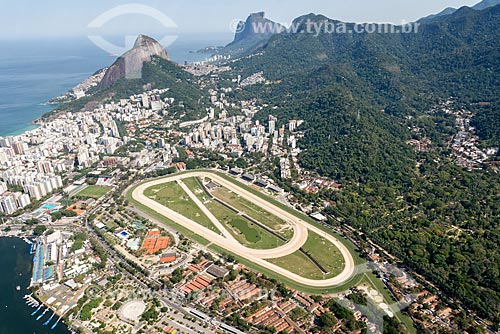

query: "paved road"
xmin=131 ymin=171 xmax=355 ymax=288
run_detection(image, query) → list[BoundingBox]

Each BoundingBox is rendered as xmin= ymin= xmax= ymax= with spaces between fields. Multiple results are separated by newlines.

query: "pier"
xmin=24 ymin=294 xmax=40 ymax=307
xmin=31 ymin=304 xmax=42 ymax=316
xmin=51 ymin=315 xmax=62 ymax=330
xmin=43 ymin=311 xmax=55 ymax=326
xmin=36 ymin=307 xmax=48 ymax=321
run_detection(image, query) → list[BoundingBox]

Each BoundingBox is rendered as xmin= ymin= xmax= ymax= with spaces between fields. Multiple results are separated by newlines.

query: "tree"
xmin=318 ymin=312 xmax=337 ymax=328
xmin=33 ymin=225 xmax=47 ymax=236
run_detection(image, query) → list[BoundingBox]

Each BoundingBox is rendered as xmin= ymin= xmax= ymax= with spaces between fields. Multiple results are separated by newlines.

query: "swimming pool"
xmin=117 ymin=231 xmax=130 ymax=239
xmin=41 ymin=204 xmax=57 ymax=210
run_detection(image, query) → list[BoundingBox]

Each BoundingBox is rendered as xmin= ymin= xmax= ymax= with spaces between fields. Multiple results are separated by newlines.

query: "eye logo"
xmin=87 ymin=3 xmax=178 ymax=56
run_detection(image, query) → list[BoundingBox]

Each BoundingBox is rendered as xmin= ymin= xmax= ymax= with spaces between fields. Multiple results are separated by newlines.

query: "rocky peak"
xmin=98 ymin=34 xmax=169 ymax=90
xmin=229 ymin=12 xmax=284 ymax=46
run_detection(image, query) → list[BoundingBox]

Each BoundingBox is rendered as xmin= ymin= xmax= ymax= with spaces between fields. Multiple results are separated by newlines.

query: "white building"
xmin=0 ymin=194 xmax=18 ymax=215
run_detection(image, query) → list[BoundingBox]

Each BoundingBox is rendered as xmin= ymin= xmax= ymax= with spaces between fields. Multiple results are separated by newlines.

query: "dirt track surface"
xmin=131 ymin=171 xmax=355 ymax=287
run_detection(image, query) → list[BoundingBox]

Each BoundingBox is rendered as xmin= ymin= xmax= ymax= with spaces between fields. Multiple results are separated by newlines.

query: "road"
xmin=82 ymin=196 xmax=216 ymax=334
xmin=131 ymin=171 xmax=356 ymax=288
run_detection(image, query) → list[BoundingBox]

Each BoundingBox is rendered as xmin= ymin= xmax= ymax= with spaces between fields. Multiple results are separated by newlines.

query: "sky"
xmin=0 ymin=0 xmax=480 ymax=41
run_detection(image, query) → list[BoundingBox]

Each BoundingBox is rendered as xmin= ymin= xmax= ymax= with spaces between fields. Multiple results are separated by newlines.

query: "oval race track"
xmin=131 ymin=171 xmax=356 ymax=288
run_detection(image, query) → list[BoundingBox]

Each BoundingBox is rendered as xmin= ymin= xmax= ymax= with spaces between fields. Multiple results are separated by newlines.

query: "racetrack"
xmin=131 ymin=171 xmax=355 ymax=288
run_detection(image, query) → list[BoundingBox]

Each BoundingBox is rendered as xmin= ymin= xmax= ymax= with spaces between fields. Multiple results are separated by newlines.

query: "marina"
xmin=36 ymin=307 xmax=48 ymax=321
xmin=43 ymin=311 xmax=56 ymax=326
xmin=31 ymin=304 xmax=42 ymax=316
xmin=0 ymin=238 xmax=70 ymax=333
xmin=23 ymin=294 xmax=40 ymax=307
xmin=24 ymin=294 xmax=67 ymax=329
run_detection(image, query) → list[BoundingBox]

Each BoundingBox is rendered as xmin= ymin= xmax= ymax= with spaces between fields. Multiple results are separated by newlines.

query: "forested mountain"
xmin=231 ymin=5 xmax=500 ymax=179
xmin=54 ymin=37 xmax=207 ymax=120
xmin=420 ymin=0 xmax=500 ymax=21
xmin=228 ymin=5 xmax=500 ymax=328
xmin=236 ymin=5 xmax=500 ymax=106
xmin=471 ymin=107 xmax=500 ymax=147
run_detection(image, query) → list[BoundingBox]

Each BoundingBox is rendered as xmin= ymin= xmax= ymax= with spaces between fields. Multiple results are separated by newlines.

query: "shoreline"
xmin=0 ymin=37 xmax=225 ymax=139
xmin=0 ymin=103 xmax=57 ymax=138
xmin=0 ymin=100 xmax=62 ymax=138
xmin=0 ymin=237 xmax=71 ymax=333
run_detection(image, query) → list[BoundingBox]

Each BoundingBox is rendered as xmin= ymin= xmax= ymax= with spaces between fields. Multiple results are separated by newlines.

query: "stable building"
xmin=268 ymin=184 xmax=284 ymax=194
xmin=254 ymin=178 xmax=269 ymax=188
xmin=206 ymin=264 xmax=230 ymax=279
xmin=160 ymin=252 xmax=178 ymax=264
xmin=241 ymin=173 xmax=256 ymax=182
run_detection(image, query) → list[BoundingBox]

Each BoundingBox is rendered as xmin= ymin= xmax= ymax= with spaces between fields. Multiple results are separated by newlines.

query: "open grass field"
xmin=127 ymin=170 xmax=366 ymax=295
xmin=212 ymin=185 xmax=293 ymax=239
xmin=144 ymin=181 xmax=221 ymax=233
xmin=76 ymin=185 xmax=110 ymax=199
xmin=225 ymin=216 xmax=285 ymax=249
xmin=182 ymin=177 xmax=284 ymax=249
xmin=267 ymin=251 xmax=329 ymax=280
xmin=302 ymin=231 xmax=346 ymax=277
xmin=265 ymin=232 xmax=346 ymax=281
xmin=268 ymin=230 xmax=348 ymax=280
xmin=181 ymin=177 xmax=207 ymax=201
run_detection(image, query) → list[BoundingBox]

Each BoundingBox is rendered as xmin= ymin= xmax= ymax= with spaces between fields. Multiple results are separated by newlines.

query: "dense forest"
xmin=47 ymin=2 xmax=500 ymax=326
xmin=228 ymin=4 xmax=500 ymax=327
xmin=471 ymin=106 xmax=500 ymax=149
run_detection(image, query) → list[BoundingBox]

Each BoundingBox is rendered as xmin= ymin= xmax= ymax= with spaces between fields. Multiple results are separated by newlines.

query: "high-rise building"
xmin=16 ymin=193 xmax=31 ymax=209
xmin=279 ymin=126 xmax=285 ymax=137
xmin=12 ymin=141 xmax=25 ymax=155
xmin=141 ymin=93 xmax=150 ymax=108
xmin=158 ymin=138 xmax=166 ymax=149
xmin=26 ymin=184 xmax=43 ymax=200
xmin=0 ymin=195 xmax=18 ymax=215
xmin=268 ymin=115 xmax=277 ymax=135
xmin=0 ymin=182 xmax=7 ymax=196
xmin=0 ymin=137 xmax=11 ymax=147
xmin=37 ymin=160 xmax=54 ymax=174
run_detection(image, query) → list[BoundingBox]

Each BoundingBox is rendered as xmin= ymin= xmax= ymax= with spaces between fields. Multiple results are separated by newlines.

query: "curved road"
xmin=131 ymin=171 xmax=355 ymax=288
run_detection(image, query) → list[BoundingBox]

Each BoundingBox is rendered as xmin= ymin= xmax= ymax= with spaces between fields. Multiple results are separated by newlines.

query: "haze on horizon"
xmin=0 ymin=0 xmax=480 ymax=41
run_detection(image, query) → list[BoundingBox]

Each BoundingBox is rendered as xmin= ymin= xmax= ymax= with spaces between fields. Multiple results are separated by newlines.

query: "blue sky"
xmin=0 ymin=0 xmax=480 ymax=40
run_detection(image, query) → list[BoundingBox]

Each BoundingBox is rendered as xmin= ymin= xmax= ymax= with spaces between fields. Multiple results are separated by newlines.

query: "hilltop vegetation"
xmin=227 ymin=5 xmax=500 ymax=326
xmin=53 ymin=57 xmax=207 ymax=121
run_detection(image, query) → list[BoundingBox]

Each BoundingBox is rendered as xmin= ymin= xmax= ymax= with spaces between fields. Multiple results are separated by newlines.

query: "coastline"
xmin=0 ymin=236 xmax=70 ymax=333
xmin=0 ymin=36 xmax=227 ymax=139
xmin=0 ymin=103 xmax=55 ymax=137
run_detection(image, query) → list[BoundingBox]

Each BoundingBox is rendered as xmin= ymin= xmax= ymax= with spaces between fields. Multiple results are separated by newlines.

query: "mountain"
xmin=420 ymin=7 xmax=457 ymax=21
xmin=420 ymin=0 xmax=500 ymax=21
xmin=97 ymin=34 xmax=169 ymax=90
xmin=223 ymin=12 xmax=284 ymax=55
xmin=54 ymin=35 xmax=206 ymax=120
xmin=230 ymin=6 xmax=500 ymax=326
xmin=473 ymin=0 xmax=500 ymax=9
xmin=237 ymin=6 xmax=500 ymax=107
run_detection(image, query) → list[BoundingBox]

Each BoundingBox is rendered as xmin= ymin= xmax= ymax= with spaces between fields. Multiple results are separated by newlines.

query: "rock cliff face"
xmin=227 ymin=12 xmax=283 ymax=49
xmin=98 ymin=35 xmax=169 ymax=90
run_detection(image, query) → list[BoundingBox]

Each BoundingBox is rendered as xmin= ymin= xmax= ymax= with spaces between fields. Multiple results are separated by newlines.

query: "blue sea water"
xmin=0 ymin=35 xmax=228 ymax=333
xmin=0 ymin=36 xmax=228 ymax=136
xmin=0 ymin=237 xmax=69 ymax=334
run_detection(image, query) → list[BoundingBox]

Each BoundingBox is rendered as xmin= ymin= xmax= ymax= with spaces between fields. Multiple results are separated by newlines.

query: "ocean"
xmin=0 ymin=35 xmax=229 ymax=333
xmin=0 ymin=35 xmax=229 ymax=136
xmin=0 ymin=237 xmax=69 ymax=334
